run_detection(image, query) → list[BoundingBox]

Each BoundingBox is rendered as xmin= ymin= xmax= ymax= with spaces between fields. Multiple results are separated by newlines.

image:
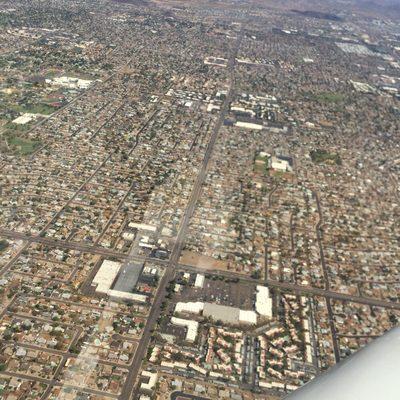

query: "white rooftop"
xmin=92 ymin=260 xmax=147 ymax=303
xmin=171 ymin=317 xmax=199 ymax=342
xmin=93 ymin=260 xmax=120 ymax=293
xmin=140 ymin=370 xmax=158 ymax=392
xmin=256 ymin=285 xmax=273 ymax=318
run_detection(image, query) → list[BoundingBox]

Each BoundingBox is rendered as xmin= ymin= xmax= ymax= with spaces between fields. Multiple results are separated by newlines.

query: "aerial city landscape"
xmin=0 ymin=0 xmax=399 ymax=399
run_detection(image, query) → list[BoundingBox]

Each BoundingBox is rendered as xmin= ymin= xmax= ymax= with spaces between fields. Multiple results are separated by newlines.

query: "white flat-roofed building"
xmin=210 ymin=371 xmax=224 ymax=378
xmin=269 ymin=156 xmax=292 ymax=172
xmin=231 ymin=106 xmax=256 ymax=117
xmin=140 ymin=370 xmax=158 ymax=392
xmin=128 ymin=222 xmax=157 ymax=232
xmin=46 ymin=76 xmax=92 ymax=89
xmin=12 ymin=113 xmax=40 ymax=125
xmin=122 ymin=232 xmax=135 ymax=241
xmin=160 ymin=361 xmax=174 ymax=369
xmin=239 ymin=310 xmax=258 ymax=324
xmin=92 ymin=260 xmax=147 ymax=303
xmin=203 ymin=303 xmax=257 ymax=325
xmin=207 ymin=103 xmax=220 ymax=113
xmin=235 ymin=121 xmax=263 ymax=130
xmin=176 ymin=301 xmax=258 ymax=325
xmin=109 ymin=290 xmax=147 ymax=303
xmin=171 ymin=317 xmax=198 ymax=342
xmin=93 ymin=260 xmax=121 ymax=293
xmin=256 ymin=285 xmax=273 ymax=318
xmin=194 ymin=274 xmax=205 ymax=288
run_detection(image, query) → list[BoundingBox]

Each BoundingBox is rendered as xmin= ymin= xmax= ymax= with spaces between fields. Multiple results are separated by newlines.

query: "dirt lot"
xmin=180 ymin=251 xmax=229 ymax=271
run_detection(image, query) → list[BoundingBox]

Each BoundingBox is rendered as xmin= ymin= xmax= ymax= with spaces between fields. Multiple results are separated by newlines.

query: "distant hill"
xmin=113 ymin=0 xmax=150 ymax=5
xmin=291 ymin=9 xmax=343 ymax=21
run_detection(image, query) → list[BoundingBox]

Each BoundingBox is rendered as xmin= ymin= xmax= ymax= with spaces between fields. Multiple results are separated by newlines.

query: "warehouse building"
xmin=92 ymin=260 xmax=147 ymax=303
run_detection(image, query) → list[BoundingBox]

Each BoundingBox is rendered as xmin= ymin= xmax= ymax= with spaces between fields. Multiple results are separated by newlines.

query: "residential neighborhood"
xmin=0 ymin=0 xmax=399 ymax=399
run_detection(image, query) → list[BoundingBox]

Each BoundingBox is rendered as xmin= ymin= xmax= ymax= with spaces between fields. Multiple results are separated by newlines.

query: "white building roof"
xmin=176 ymin=301 xmax=258 ymax=325
xmin=46 ymin=76 xmax=92 ymax=89
xmin=109 ymin=290 xmax=147 ymax=303
xmin=239 ymin=310 xmax=258 ymax=324
xmin=12 ymin=113 xmax=37 ymax=125
xmin=93 ymin=260 xmax=121 ymax=293
xmin=128 ymin=222 xmax=157 ymax=232
xmin=92 ymin=260 xmax=147 ymax=303
xmin=194 ymin=274 xmax=205 ymax=288
xmin=235 ymin=121 xmax=263 ymax=130
xmin=256 ymin=285 xmax=273 ymax=317
xmin=140 ymin=370 xmax=158 ymax=392
xmin=122 ymin=232 xmax=135 ymax=241
xmin=270 ymin=156 xmax=291 ymax=172
xmin=171 ymin=317 xmax=198 ymax=342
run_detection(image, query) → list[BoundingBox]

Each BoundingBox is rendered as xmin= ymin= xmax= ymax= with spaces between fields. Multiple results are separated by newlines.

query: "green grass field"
xmin=254 ymin=154 xmax=269 ymax=175
xmin=12 ymin=103 xmax=58 ymax=115
xmin=312 ymin=92 xmax=346 ymax=104
xmin=6 ymin=134 xmax=41 ymax=155
xmin=310 ymin=149 xmax=342 ymax=165
xmin=0 ymin=240 xmax=9 ymax=253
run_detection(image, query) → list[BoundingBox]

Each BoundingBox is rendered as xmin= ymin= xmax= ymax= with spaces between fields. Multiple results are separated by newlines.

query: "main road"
xmin=314 ymin=191 xmax=340 ymax=362
xmin=119 ymin=29 xmax=244 ymax=400
xmin=2 ymin=226 xmax=399 ymax=312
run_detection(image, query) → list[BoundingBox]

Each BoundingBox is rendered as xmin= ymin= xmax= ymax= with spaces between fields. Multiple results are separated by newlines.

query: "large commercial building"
xmin=92 ymin=260 xmax=147 ymax=303
xmin=235 ymin=120 xmax=264 ymax=130
xmin=175 ymin=301 xmax=258 ymax=325
xmin=203 ymin=303 xmax=257 ymax=325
